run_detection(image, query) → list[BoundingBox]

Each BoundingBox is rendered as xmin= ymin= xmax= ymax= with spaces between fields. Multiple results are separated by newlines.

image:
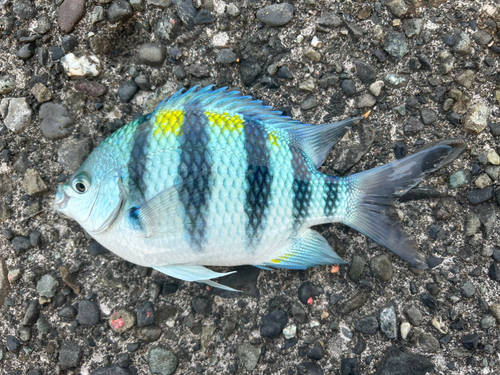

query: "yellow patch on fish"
xmin=271 ymin=253 xmax=294 ymax=264
xmin=205 ymin=112 xmax=244 ymax=134
xmin=268 ymin=131 xmax=280 ymax=148
xmin=154 ymin=110 xmax=184 ymax=137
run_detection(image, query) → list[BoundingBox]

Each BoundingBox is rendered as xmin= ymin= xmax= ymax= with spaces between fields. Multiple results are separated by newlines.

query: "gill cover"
xmin=86 ymin=170 xmax=125 ymax=234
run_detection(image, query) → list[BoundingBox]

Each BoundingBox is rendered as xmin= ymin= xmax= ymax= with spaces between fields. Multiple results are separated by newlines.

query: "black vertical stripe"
xmin=243 ymin=118 xmax=272 ymax=249
xmin=128 ymin=115 xmax=152 ymax=200
xmin=323 ymin=177 xmax=337 ymax=217
xmin=291 ymin=146 xmax=312 ymax=231
xmin=176 ymin=108 xmax=211 ymax=252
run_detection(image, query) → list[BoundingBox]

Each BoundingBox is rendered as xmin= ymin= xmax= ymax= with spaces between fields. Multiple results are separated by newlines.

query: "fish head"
xmin=53 ymin=156 xmax=124 ymax=234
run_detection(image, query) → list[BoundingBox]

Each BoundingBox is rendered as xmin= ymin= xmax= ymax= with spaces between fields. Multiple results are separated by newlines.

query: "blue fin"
xmin=341 ymin=145 xmax=454 ymax=268
xmin=283 ymin=116 xmax=366 ymax=168
xmin=259 ymin=229 xmax=346 ymax=270
xmin=154 ymin=265 xmax=239 ymax=291
xmin=153 ymin=85 xmax=366 ymax=167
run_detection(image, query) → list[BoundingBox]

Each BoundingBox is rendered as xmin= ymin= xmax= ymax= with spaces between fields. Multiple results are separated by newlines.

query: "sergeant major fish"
xmin=53 ymin=86 xmax=454 ymax=291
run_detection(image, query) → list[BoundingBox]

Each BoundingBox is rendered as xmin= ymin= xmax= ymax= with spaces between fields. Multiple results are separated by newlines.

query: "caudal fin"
xmin=341 ymin=145 xmax=454 ymax=268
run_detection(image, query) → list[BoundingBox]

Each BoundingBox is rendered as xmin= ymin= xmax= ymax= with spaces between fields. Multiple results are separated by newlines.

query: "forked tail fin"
xmin=341 ymin=145 xmax=454 ymax=268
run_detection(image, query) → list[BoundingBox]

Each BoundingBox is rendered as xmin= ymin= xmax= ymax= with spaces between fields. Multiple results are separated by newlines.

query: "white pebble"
xmin=400 ymin=322 xmax=411 ymax=340
xmin=212 ymin=32 xmax=229 ymax=47
xmin=311 ymin=36 xmax=322 ymax=48
xmin=283 ymin=324 xmax=297 ymax=339
xmin=487 ymin=149 xmax=500 ymax=165
xmin=296 ymin=35 xmax=304 ymax=44
xmin=61 ymin=53 xmax=101 ymax=77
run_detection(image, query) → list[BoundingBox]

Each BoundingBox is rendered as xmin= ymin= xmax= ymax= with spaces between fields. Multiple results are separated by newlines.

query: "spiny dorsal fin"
xmin=153 ymin=86 xmax=363 ymax=167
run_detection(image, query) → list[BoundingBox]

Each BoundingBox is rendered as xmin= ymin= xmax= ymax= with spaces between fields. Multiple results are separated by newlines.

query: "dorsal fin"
xmin=153 ymin=86 xmax=363 ymax=167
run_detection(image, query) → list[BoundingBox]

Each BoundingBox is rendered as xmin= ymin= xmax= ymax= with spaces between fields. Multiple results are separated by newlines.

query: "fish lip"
xmin=53 ymin=184 xmax=69 ymax=211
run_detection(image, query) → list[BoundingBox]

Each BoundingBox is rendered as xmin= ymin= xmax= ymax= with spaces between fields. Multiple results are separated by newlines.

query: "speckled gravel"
xmin=1 ymin=0 xmax=500 ymax=374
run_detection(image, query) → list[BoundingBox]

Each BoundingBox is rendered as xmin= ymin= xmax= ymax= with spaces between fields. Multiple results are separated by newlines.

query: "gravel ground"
xmin=1 ymin=0 xmax=500 ymax=374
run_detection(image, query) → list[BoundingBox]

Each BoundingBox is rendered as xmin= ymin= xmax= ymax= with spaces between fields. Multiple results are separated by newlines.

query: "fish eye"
xmin=72 ymin=173 xmax=91 ymax=194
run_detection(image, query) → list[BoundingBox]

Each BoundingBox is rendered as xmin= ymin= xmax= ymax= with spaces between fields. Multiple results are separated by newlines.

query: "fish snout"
xmin=53 ymin=183 xmax=69 ymax=211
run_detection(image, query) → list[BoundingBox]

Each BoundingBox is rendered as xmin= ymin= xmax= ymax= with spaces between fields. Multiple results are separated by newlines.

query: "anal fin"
xmin=259 ymin=229 xmax=346 ymax=270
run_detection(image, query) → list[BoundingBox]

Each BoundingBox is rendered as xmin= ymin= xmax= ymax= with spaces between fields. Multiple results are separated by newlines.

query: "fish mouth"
xmin=53 ymin=183 xmax=69 ymax=211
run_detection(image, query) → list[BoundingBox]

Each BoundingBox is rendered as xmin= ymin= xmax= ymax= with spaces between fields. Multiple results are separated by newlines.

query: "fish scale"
xmin=54 ymin=86 xmax=456 ymax=290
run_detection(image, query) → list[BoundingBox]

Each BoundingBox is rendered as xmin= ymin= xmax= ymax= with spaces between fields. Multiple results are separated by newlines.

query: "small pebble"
xmin=148 ymin=347 xmax=178 ymax=375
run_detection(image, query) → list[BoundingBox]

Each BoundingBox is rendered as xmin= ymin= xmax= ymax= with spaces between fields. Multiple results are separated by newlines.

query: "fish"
xmin=53 ymin=85 xmax=455 ymax=291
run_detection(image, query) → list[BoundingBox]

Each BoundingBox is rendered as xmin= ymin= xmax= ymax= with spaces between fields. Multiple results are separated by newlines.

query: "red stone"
xmin=58 ymin=0 xmax=86 ymax=34
xmin=74 ymin=80 xmax=107 ymax=97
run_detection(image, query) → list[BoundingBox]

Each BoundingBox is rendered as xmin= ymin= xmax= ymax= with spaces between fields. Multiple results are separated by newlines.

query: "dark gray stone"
xmin=370 ymin=254 xmax=393 ymax=282
xmin=58 ymin=304 xmax=78 ymax=320
xmin=406 ymin=306 xmax=422 ymax=326
xmin=57 ymin=138 xmax=93 ymax=173
xmin=23 ymin=299 xmax=40 ymax=326
xmin=138 ymin=43 xmax=166 ymax=67
xmin=6 ymin=335 xmax=20 ymax=351
xmin=256 ymin=3 xmax=293 ymax=27
xmin=13 ymin=0 xmax=37 ymax=19
xmin=298 ymin=282 xmax=320 ymax=304
xmin=194 ymin=10 xmax=215 ymax=25
xmin=216 ymin=49 xmax=236 ymax=64
xmin=39 ymin=103 xmax=75 ymax=140
xmin=301 ymin=95 xmax=319 ymax=110
xmin=118 ymin=80 xmax=140 ymax=103
xmin=341 ymin=358 xmax=359 ymax=375
xmin=418 ymin=333 xmax=440 ymax=353
xmin=376 ymin=346 xmax=434 ymax=375
xmin=354 ymin=315 xmax=379 ymax=334
xmin=472 ymin=30 xmax=492 ymax=46
xmin=404 ymin=117 xmax=424 ymax=135
xmin=59 ymin=341 xmax=82 ymax=370
xmin=383 ymin=31 xmax=409 ymax=60
xmin=210 ymin=266 xmax=260 ymax=297
xmin=420 ymin=108 xmax=437 ymax=125
xmin=462 ymin=333 xmax=479 ymax=350
xmin=108 ymin=0 xmax=134 ymax=24
xmin=12 ymin=236 xmax=33 ymax=252
xmin=468 ymin=186 xmax=494 ymax=204
xmin=291 ymin=301 xmax=307 ymax=324
xmin=36 ymin=274 xmax=58 ymax=298
xmin=338 ymin=292 xmax=367 ymax=315
xmin=91 ymin=365 xmax=133 ymax=375
xmin=173 ymin=66 xmax=186 ymax=80
xmin=148 ymin=347 xmax=178 ymax=375
xmin=348 ymin=253 xmax=366 ymax=282
xmin=261 ymin=310 xmax=287 ymax=338
xmin=341 ymin=79 xmax=356 ymax=97
xmin=16 ymin=43 xmax=36 ymax=60
xmin=137 ymin=301 xmax=155 ymax=327
xmin=189 ymin=64 xmax=210 ymax=78
xmin=62 ymin=35 xmax=79 ymax=53
xmin=191 ymin=296 xmax=211 ymax=315
xmin=78 ymin=299 xmax=100 ymax=325
xmin=135 ymin=74 xmax=151 ymax=91
xmin=356 ymin=61 xmax=376 ymax=84
xmin=297 ymin=362 xmax=323 ymax=375
xmin=476 ymin=203 xmax=496 ymax=236
xmin=460 ymin=280 xmax=475 ymax=298
xmin=277 ymin=66 xmax=293 ymax=79
xmin=173 ymin=0 xmax=197 ymax=28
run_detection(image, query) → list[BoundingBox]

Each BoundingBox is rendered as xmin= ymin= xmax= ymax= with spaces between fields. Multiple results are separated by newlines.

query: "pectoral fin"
xmin=126 ymin=170 xmax=210 ymax=237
